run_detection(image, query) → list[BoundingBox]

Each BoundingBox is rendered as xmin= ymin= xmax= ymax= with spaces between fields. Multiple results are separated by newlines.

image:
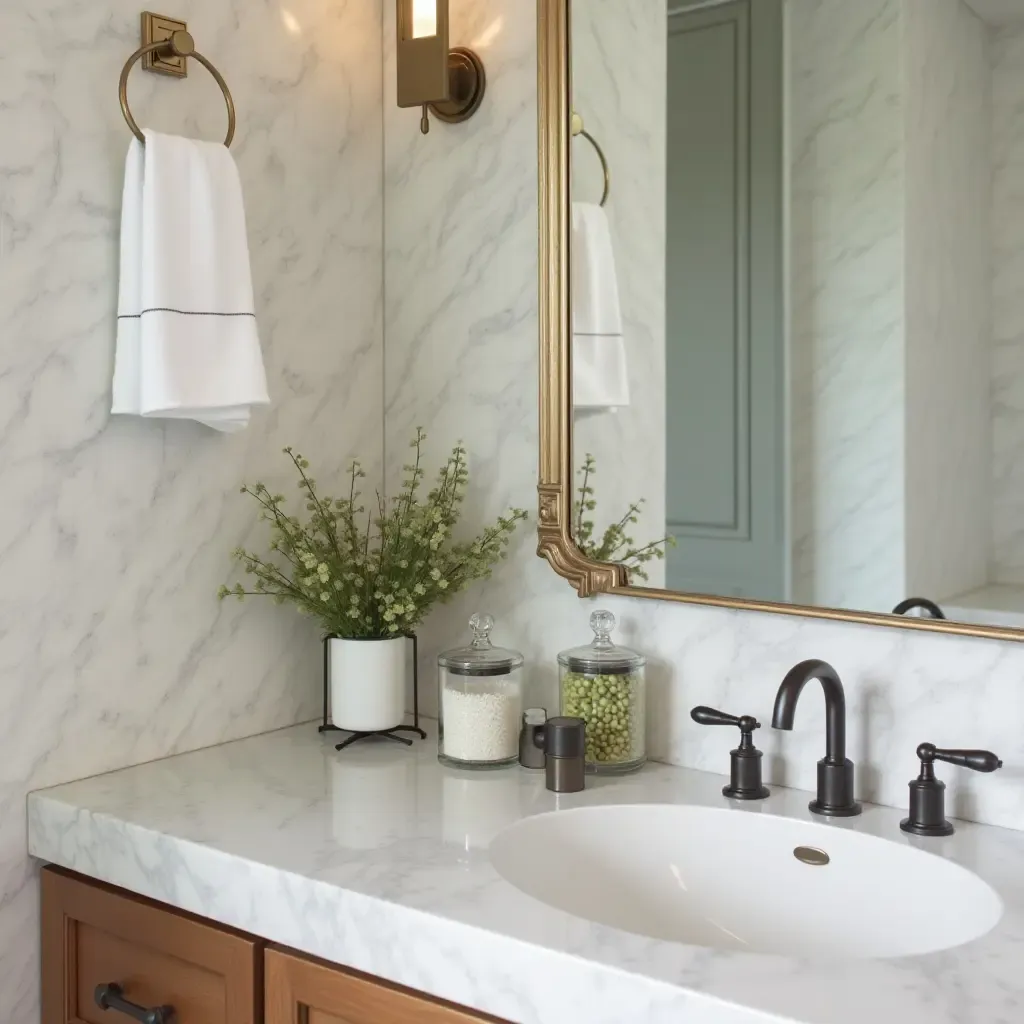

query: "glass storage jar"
xmin=438 ymin=613 xmax=524 ymax=770
xmin=558 ymin=609 xmax=646 ymax=773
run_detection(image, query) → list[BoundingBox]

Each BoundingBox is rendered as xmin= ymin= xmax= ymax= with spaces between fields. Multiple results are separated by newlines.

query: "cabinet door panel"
xmin=41 ymin=866 xmax=261 ymax=1024
xmin=266 ymin=947 xmax=505 ymax=1024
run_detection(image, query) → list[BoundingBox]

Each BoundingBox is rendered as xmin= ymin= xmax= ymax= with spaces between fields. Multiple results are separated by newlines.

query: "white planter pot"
xmin=329 ymin=636 xmax=407 ymax=733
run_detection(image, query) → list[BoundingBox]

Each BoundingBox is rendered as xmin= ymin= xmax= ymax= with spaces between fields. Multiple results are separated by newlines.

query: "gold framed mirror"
xmin=537 ymin=0 xmax=1024 ymax=643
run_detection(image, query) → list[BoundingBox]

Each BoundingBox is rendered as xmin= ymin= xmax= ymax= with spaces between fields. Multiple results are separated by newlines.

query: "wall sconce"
xmin=396 ymin=0 xmax=486 ymax=134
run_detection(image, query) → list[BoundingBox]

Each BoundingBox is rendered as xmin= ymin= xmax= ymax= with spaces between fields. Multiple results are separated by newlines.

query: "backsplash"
xmin=1 ymin=1 xmax=383 ymax=1019
xmin=383 ymin=0 xmax=1024 ymax=835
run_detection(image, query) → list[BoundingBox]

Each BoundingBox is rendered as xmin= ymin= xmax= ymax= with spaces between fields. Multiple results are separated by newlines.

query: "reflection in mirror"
xmin=569 ymin=0 xmax=1024 ymax=630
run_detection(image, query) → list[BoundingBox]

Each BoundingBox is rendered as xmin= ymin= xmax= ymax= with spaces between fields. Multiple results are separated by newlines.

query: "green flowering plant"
xmin=219 ymin=429 xmax=528 ymax=638
xmin=573 ymin=452 xmax=676 ymax=583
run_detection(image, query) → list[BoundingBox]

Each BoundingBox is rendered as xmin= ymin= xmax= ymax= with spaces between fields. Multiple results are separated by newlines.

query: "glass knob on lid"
xmin=558 ymin=609 xmax=645 ymax=674
xmin=439 ymin=613 xmax=523 ymax=676
xmin=469 ymin=612 xmax=494 ymax=648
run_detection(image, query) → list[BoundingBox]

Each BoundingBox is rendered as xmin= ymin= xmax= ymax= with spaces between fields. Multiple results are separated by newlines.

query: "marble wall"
xmin=991 ymin=25 xmax=1024 ymax=582
xmin=788 ymin=0 xmax=906 ymax=611
xmin=570 ymin=0 xmax=667 ymax=588
xmin=904 ymin=0 xmax=991 ymax=604
xmin=1 ymin=0 xmax=383 ymax=1019
xmin=384 ymin=0 xmax=1024 ymax=838
xmin=789 ymin=0 xmax=993 ymax=610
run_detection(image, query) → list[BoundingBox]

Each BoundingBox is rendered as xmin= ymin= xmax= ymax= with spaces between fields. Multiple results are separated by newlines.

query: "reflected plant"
xmin=573 ymin=453 xmax=676 ymax=583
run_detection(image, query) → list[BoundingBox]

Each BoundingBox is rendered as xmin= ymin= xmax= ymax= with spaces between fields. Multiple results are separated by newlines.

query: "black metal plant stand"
xmin=319 ymin=633 xmax=426 ymax=751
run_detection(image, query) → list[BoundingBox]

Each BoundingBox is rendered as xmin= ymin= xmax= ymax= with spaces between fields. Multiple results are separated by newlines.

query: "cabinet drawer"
xmin=265 ymin=947 xmax=506 ymax=1024
xmin=42 ymin=866 xmax=261 ymax=1024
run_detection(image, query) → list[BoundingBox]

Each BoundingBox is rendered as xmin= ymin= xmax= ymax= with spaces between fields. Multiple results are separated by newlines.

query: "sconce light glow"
xmin=396 ymin=0 xmax=485 ymax=134
xmin=411 ymin=0 xmax=438 ymax=38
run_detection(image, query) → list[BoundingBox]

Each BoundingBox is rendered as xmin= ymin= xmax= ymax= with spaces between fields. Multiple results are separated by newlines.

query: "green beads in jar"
xmin=558 ymin=610 xmax=647 ymax=774
xmin=561 ymin=670 xmax=643 ymax=767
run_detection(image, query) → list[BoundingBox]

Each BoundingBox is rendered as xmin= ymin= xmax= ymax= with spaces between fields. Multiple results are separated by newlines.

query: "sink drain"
xmin=794 ymin=846 xmax=830 ymax=866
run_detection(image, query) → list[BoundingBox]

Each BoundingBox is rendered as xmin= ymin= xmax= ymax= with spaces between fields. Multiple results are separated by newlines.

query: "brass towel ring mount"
xmin=119 ymin=13 xmax=236 ymax=147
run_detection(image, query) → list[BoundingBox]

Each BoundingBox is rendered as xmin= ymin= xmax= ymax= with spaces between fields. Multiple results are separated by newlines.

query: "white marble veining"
xmin=904 ymin=0 xmax=992 ymax=605
xmin=571 ymin=0 xmax=667 ymax=587
xmin=789 ymin=0 xmax=994 ymax=611
xmin=788 ymin=0 xmax=906 ymax=612
xmin=27 ymin=725 xmax=1024 ymax=1024
xmin=0 ymin=2 xmax=383 ymax=1020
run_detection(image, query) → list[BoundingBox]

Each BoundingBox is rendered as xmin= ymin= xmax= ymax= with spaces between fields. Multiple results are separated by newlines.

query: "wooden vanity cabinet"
xmin=41 ymin=866 xmax=262 ymax=1024
xmin=42 ymin=869 xmax=504 ymax=1024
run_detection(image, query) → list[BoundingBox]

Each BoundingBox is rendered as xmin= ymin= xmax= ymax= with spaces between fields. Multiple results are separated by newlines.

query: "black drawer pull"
xmin=94 ymin=983 xmax=175 ymax=1024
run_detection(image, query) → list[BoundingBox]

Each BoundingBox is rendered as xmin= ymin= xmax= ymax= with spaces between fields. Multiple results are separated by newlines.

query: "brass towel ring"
xmin=119 ymin=29 xmax=236 ymax=147
xmin=571 ymin=111 xmax=610 ymax=207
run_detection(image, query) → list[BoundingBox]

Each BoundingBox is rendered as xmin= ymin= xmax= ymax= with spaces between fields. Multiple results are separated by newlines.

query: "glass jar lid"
xmin=439 ymin=613 xmax=524 ymax=677
xmin=558 ymin=609 xmax=646 ymax=674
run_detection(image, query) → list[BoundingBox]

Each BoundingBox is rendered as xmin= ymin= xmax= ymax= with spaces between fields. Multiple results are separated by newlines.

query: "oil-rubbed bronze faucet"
xmin=771 ymin=659 xmax=862 ymax=817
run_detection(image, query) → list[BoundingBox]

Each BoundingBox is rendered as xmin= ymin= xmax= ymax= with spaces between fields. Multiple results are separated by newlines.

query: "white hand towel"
xmin=112 ymin=130 xmax=270 ymax=432
xmin=572 ymin=202 xmax=630 ymax=410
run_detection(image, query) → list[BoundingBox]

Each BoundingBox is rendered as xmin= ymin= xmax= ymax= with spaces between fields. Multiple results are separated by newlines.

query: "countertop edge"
xmin=27 ymin=791 xmax=789 ymax=1024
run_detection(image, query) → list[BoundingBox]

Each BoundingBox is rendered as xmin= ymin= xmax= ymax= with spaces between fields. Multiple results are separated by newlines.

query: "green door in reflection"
xmin=665 ymin=0 xmax=786 ymax=600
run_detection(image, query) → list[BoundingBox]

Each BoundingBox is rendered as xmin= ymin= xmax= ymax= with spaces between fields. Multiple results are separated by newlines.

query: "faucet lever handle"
xmin=691 ymin=706 xmax=760 ymax=734
xmin=918 ymin=743 xmax=1002 ymax=774
xmin=902 ymin=743 xmax=1003 ymax=838
xmin=691 ymin=706 xmax=768 ymax=801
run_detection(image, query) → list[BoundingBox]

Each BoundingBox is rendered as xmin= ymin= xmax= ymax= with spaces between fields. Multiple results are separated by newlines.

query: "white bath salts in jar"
xmin=438 ymin=614 xmax=524 ymax=770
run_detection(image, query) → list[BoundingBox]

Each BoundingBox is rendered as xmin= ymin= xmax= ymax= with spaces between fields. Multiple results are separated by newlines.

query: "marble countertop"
xmin=28 ymin=725 xmax=1024 ymax=1024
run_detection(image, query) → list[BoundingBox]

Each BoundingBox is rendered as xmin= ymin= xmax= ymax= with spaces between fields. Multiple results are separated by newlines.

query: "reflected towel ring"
xmin=119 ymin=29 xmax=236 ymax=147
xmin=571 ymin=111 xmax=610 ymax=207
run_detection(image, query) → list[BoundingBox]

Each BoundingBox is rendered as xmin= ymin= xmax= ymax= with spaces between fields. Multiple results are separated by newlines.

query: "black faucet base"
xmin=807 ymin=757 xmax=862 ymax=817
xmin=900 ymin=816 xmax=954 ymax=837
xmin=809 ymin=799 xmax=862 ymax=817
xmin=724 ymin=783 xmax=770 ymax=800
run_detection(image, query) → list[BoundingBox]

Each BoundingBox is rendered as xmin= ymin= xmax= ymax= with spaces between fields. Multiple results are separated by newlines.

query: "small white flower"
xmin=320 ymin=591 xmax=330 ymax=602
xmin=414 ymin=583 xmax=426 ymax=596
xmin=430 ymin=568 xmax=442 ymax=581
xmin=438 ymin=579 xmax=448 ymax=590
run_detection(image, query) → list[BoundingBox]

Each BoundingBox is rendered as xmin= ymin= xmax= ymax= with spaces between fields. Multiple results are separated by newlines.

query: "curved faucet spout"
xmin=771 ymin=659 xmax=847 ymax=765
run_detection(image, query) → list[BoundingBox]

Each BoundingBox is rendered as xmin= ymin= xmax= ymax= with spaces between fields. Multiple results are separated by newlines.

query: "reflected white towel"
xmin=572 ymin=201 xmax=629 ymax=409
xmin=111 ymin=130 xmax=269 ymax=432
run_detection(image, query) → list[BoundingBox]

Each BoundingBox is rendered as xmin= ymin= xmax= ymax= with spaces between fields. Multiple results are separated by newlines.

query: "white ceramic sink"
xmin=489 ymin=805 xmax=1003 ymax=959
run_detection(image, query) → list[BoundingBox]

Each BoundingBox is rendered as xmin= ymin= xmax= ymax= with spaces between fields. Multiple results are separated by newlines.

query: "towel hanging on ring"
xmin=111 ymin=130 xmax=270 ymax=432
